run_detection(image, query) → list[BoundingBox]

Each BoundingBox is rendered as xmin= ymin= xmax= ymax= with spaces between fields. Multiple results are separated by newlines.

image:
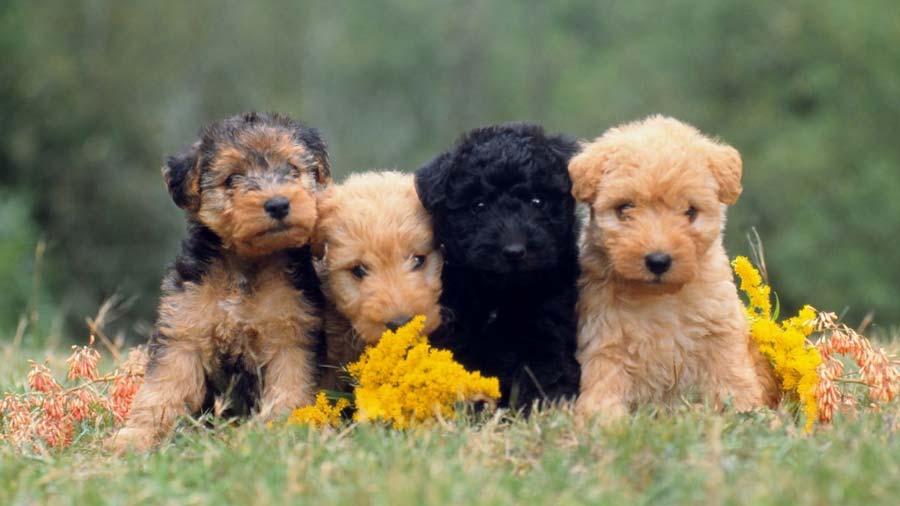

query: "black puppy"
xmin=415 ymin=123 xmax=582 ymax=410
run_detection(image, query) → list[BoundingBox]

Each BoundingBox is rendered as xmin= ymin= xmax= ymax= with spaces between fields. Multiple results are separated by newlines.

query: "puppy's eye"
xmin=350 ymin=265 xmax=368 ymax=279
xmin=472 ymin=201 xmax=486 ymax=213
xmin=615 ymin=202 xmax=634 ymax=220
xmin=411 ymin=255 xmax=426 ymax=270
xmin=310 ymin=166 xmax=319 ymax=181
xmin=686 ymin=206 xmax=698 ymax=222
xmin=530 ymin=197 xmax=544 ymax=208
xmin=224 ymin=174 xmax=239 ymax=189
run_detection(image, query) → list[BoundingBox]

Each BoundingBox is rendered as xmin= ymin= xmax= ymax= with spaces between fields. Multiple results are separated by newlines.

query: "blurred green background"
xmin=1 ymin=0 xmax=898 ymax=343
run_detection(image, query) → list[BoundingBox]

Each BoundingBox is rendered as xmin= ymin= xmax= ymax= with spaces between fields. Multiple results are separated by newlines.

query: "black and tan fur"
xmin=110 ymin=112 xmax=330 ymax=451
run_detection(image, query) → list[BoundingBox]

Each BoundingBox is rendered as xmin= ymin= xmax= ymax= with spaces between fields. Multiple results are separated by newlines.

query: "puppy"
xmin=415 ymin=123 xmax=582 ymax=410
xmin=313 ymin=171 xmax=442 ymax=391
xmin=111 ymin=112 xmax=330 ymax=451
xmin=569 ymin=115 xmax=778 ymax=422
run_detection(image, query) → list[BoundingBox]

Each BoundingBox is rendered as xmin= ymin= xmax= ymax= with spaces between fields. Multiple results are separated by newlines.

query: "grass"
xmin=3 ymin=333 xmax=900 ymax=506
xmin=3 ymin=400 xmax=900 ymax=505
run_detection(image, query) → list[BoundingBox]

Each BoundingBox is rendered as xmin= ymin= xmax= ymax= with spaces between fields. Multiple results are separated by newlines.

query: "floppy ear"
xmin=567 ymin=140 xmax=609 ymax=203
xmin=414 ymin=152 xmax=452 ymax=213
xmin=290 ymin=124 xmax=331 ymax=185
xmin=311 ymin=186 xmax=334 ymax=259
xmin=314 ymin=153 xmax=331 ymax=186
xmin=305 ymin=128 xmax=332 ymax=186
xmin=546 ymin=133 xmax=580 ymax=165
xmin=707 ymin=142 xmax=742 ymax=205
xmin=162 ymin=142 xmax=202 ymax=212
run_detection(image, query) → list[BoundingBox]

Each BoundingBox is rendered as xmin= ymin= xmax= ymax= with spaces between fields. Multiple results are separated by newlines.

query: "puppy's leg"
xmin=705 ymin=335 xmax=766 ymax=411
xmin=575 ymin=354 xmax=632 ymax=425
xmin=257 ymin=344 xmax=317 ymax=420
xmin=109 ymin=340 xmax=206 ymax=451
xmin=318 ymin=314 xmax=361 ymax=393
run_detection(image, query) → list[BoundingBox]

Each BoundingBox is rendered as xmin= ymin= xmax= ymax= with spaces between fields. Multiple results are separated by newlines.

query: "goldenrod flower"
xmin=286 ymin=392 xmax=349 ymax=428
xmin=733 ymin=257 xmax=821 ymax=431
xmin=347 ymin=316 xmax=500 ymax=429
xmin=732 ymin=256 xmax=772 ymax=319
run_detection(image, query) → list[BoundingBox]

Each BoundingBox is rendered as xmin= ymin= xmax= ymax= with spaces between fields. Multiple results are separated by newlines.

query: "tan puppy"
xmin=569 ymin=115 xmax=777 ymax=422
xmin=313 ymin=171 xmax=442 ymax=391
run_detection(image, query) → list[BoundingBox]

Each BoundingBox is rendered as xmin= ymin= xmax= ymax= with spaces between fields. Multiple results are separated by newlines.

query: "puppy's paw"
xmin=574 ymin=395 xmax=627 ymax=429
xmin=106 ymin=427 xmax=156 ymax=453
xmin=255 ymin=394 xmax=313 ymax=424
xmin=728 ymin=392 xmax=767 ymax=413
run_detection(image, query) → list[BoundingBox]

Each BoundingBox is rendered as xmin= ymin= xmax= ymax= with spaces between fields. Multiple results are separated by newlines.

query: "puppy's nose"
xmin=263 ymin=196 xmax=290 ymax=220
xmin=385 ymin=316 xmax=413 ymax=332
xmin=645 ymin=252 xmax=673 ymax=276
xmin=503 ymin=243 xmax=526 ymax=261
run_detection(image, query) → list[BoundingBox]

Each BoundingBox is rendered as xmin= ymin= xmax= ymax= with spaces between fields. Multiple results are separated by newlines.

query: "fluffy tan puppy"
xmin=569 ymin=115 xmax=777 ymax=421
xmin=313 ymin=171 xmax=443 ymax=391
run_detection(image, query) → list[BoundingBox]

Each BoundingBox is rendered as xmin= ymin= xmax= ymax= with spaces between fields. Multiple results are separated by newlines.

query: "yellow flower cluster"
xmin=346 ymin=316 xmax=500 ymax=429
xmin=732 ymin=256 xmax=772 ymax=319
xmin=733 ymin=256 xmax=822 ymax=431
xmin=286 ymin=392 xmax=349 ymax=428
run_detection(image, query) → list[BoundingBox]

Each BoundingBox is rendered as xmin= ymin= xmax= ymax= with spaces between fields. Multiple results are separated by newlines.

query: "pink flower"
xmin=66 ymin=342 xmax=101 ymax=381
xmin=27 ymin=362 xmax=61 ymax=393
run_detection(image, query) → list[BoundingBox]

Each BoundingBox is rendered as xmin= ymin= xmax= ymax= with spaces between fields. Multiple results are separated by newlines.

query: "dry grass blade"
xmin=747 ymin=227 xmax=769 ymax=284
xmin=84 ymin=294 xmax=134 ymax=364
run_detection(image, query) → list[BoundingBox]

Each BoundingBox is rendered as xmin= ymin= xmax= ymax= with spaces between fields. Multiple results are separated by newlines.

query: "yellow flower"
xmin=732 ymin=256 xmax=772 ymax=319
xmin=286 ymin=392 xmax=349 ymax=428
xmin=346 ymin=316 xmax=501 ymax=429
xmin=733 ymin=257 xmax=821 ymax=431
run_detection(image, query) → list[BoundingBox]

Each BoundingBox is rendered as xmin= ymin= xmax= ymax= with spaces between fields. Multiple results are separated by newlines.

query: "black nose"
xmin=503 ymin=243 xmax=526 ymax=261
xmin=645 ymin=252 xmax=673 ymax=276
xmin=263 ymin=196 xmax=290 ymax=220
xmin=385 ymin=316 xmax=413 ymax=332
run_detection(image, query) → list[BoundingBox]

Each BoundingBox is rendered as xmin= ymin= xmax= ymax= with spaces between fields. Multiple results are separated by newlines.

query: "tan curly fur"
xmin=570 ymin=115 xmax=778 ymax=423
xmin=313 ymin=171 xmax=442 ymax=391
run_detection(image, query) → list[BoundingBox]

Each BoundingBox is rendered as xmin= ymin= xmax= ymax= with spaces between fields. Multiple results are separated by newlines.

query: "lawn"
xmin=3 ymin=340 xmax=900 ymax=506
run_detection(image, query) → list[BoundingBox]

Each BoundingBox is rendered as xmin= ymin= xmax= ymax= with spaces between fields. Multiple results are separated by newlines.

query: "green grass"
xmin=4 ymin=343 xmax=900 ymax=506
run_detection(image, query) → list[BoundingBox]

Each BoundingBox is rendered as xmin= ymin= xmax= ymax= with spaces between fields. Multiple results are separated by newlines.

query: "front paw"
xmin=574 ymin=394 xmax=628 ymax=428
xmin=106 ymin=426 xmax=157 ymax=453
xmin=256 ymin=392 xmax=314 ymax=423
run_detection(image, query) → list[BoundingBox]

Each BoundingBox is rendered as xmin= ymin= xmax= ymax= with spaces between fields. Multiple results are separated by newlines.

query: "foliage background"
xmin=1 ymin=0 xmax=898 ymax=342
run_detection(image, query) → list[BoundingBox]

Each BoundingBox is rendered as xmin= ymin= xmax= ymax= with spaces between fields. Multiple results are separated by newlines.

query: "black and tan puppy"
xmin=414 ymin=123 xmax=582 ymax=410
xmin=111 ymin=112 xmax=330 ymax=451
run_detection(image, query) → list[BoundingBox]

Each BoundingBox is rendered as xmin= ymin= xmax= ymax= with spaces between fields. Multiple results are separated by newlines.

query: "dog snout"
xmin=502 ymin=242 xmax=526 ymax=261
xmin=385 ymin=315 xmax=413 ymax=332
xmin=644 ymin=252 xmax=672 ymax=276
xmin=263 ymin=196 xmax=290 ymax=220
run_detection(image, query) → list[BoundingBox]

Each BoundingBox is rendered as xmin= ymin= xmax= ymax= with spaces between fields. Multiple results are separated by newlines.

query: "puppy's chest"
xmin=174 ymin=260 xmax=316 ymax=363
xmin=607 ymin=303 xmax=711 ymax=391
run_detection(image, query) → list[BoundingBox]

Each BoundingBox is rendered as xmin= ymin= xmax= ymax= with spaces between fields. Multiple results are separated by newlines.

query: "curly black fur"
xmin=415 ymin=123 xmax=582 ymax=410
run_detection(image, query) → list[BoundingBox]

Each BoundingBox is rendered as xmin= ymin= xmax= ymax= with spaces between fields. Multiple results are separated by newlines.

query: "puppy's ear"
xmin=292 ymin=125 xmax=331 ymax=185
xmin=162 ymin=142 xmax=202 ymax=212
xmin=568 ymin=140 xmax=608 ymax=203
xmin=415 ymin=152 xmax=452 ymax=213
xmin=707 ymin=142 xmax=742 ymax=205
xmin=546 ymin=134 xmax=580 ymax=165
xmin=311 ymin=186 xmax=334 ymax=259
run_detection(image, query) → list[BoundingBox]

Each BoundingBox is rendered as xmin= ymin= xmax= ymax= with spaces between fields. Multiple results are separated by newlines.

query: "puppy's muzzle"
xmin=503 ymin=242 xmax=526 ymax=261
xmin=385 ymin=315 xmax=414 ymax=332
xmin=264 ymin=196 xmax=290 ymax=220
xmin=644 ymin=252 xmax=672 ymax=276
